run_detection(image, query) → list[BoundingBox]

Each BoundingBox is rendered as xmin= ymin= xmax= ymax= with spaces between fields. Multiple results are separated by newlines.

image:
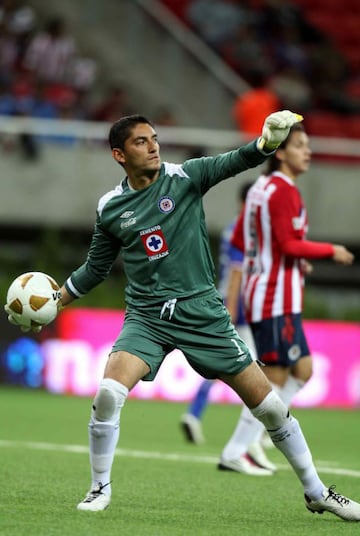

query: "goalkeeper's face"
xmin=278 ymin=130 xmax=311 ymax=178
xmin=112 ymin=123 xmax=161 ymax=178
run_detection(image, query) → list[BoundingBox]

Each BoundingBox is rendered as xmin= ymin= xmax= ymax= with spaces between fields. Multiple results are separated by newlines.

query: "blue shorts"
xmin=250 ymin=313 xmax=310 ymax=367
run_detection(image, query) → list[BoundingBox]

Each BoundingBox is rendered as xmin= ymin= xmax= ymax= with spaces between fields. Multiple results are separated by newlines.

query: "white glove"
xmin=4 ymin=304 xmax=43 ymax=333
xmin=258 ymin=110 xmax=303 ymax=151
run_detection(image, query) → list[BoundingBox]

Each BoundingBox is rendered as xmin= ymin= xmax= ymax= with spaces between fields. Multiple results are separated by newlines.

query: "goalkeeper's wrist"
xmin=256 ymin=136 xmax=278 ymax=154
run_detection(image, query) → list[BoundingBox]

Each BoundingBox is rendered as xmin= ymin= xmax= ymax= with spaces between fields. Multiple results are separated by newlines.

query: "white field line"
xmin=1 ymin=439 xmax=360 ymax=478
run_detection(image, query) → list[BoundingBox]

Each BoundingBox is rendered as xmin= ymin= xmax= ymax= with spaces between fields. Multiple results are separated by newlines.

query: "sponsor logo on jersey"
xmin=120 ymin=217 xmax=136 ymax=229
xmin=158 ymin=196 xmax=175 ymax=214
xmin=120 ymin=211 xmax=134 ymax=218
xmin=140 ymin=225 xmax=169 ymax=261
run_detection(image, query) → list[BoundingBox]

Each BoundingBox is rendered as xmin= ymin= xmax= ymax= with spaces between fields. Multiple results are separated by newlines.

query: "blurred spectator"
xmin=0 ymin=0 xmax=36 ymax=70
xmin=221 ymin=22 xmax=274 ymax=81
xmin=0 ymin=78 xmax=16 ymax=114
xmin=186 ymin=0 xmax=251 ymax=50
xmin=258 ymin=0 xmax=323 ymax=45
xmin=310 ymin=40 xmax=360 ymax=114
xmin=15 ymin=78 xmax=57 ymax=119
xmin=0 ymin=18 xmax=18 ymax=85
xmin=232 ymin=72 xmax=280 ymax=137
xmin=22 ymin=16 xmax=76 ymax=84
xmin=268 ymin=67 xmax=313 ymax=113
xmin=0 ymin=76 xmax=38 ymax=159
xmin=70 ymin=54 xmax=97 ymax=92
xmin=0 ymin=0 xmax=36 ymax=35
xmin=268 ymin=24 xmax=311 ymax=75
xmin=91 ymin=84 xmax=135 ymax=122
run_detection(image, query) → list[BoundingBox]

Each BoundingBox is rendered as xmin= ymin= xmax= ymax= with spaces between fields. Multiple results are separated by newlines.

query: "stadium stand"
xmin=160 ymin=0 xmax=360 ymax=139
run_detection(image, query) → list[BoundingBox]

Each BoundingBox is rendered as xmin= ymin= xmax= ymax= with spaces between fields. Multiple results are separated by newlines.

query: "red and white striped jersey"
xmin=231 ymin=172 xmax=334 ymax=322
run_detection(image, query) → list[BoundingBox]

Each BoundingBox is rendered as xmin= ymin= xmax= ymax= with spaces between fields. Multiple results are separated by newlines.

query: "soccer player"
xmin=180 ymin=182 xmax=276 ymax=475
xmin=218 ymin=122 xmax=355 ymax=473
xmin=6 ymin=112 xmax=360 ymax=520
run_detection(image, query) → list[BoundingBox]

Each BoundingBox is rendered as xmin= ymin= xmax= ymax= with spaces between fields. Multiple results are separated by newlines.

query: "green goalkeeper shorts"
xmin=112 ymin=288 xmax=253 ymax=380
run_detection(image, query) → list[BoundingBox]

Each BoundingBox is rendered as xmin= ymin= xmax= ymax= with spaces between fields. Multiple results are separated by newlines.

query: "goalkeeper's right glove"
xmin=4 ymin=304 xmax=43 ymax=333
xmin=257 ymin=110 xmax=303 ymax=152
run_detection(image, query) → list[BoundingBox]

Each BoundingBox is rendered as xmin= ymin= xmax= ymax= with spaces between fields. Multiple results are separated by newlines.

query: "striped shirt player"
xmin=232 ymin=172 xmax=334 ymax=324
xmin=231 ymin=123 xmax=353 ymax=371
xmin=232 ymin=171 xmax=335 ymax=367
xmin=220 ymin=123 xmax=354 ymax=479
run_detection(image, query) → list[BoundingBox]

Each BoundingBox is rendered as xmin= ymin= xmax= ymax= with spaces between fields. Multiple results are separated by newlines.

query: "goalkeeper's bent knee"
xmin=92 ymin=378 xmax=129 ymax=422
xmin=251 ymin=389 xmax=289 ymax=430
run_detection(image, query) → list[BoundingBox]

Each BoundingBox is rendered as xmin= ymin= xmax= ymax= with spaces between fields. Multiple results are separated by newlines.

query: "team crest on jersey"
xmin=140 ymin=225 xmax=169 ymax=261
xmin=158 ymin=196 xmax=175 ymax=214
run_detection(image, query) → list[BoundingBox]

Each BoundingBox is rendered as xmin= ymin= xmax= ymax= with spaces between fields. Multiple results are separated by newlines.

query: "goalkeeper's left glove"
xmin=257 ymin=110 xmax=303 ymax=152
xmin=4 ymin=304 xmax=43 ymax=333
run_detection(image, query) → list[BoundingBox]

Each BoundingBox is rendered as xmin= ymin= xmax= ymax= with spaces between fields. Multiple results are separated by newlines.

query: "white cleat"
xmin=180 ymin=414 xmax=205 ymax=444
xmin=305 ymin=486 xmax=360 ymax=521
xmin=77 ymin=482 xmax=111 ymax=512
xmin=218 ymin=454 xmax=274 ymax=476
xmin=247 ymin=442 xmax=277 ymax=472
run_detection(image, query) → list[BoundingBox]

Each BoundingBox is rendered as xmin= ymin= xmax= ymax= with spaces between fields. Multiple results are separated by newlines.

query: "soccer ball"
xmin=6 ymin=271 xmax=61 ymax=329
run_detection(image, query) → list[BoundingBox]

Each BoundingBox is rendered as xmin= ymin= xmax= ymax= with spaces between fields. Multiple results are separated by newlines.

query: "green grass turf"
xmin=1 ymin=386 xmax=360 ymax=535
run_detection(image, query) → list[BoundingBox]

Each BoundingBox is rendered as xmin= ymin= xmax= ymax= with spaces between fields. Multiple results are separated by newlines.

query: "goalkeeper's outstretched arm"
xmin=59 ymin=285 xmax=76 ymax=307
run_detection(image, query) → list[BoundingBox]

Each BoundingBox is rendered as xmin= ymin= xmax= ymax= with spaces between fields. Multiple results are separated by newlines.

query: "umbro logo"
xmin=120 ymin=211 xmax=134 ymax=218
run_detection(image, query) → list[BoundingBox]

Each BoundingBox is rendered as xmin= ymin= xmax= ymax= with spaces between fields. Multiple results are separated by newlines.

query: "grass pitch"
xmin=1 ymin=387 xmax=360 ymax=535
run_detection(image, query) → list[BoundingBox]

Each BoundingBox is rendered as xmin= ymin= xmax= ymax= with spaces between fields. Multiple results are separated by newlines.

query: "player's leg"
xmin=260 ymin=360 xmax=312 ymax=448
xmin=218 ymin=360 xmax=275 ymax=474
xmin=77 ymin=310 xmax=169 ymax=512
xmin=219 ymin=318 xmax=290 ymax=472
xmin=220 ymin=313 xmax=312 ymax=472
xmin=235 ymin=324 xmax=276 ymax=470
xmin=187 ymin=379 xmax=214 ymax=419
xmin=179 ymin=293 xmax=360 ymax=519
xmin=180 ymin=379 xmax=214 ymax=444
xmin=227 ymin=364 xmax=325 ymax=498
xmin=218 ymin=402 xmax=276 ymax=474
xmin=281 ymin=354 xmax=312 ymax=404
xmin=77 ymin=350 xmax=150 ymax=511
xmin=219 ymin=395 xmax=277 ymax=473
xmin=222 ymin=363 xmax=360 ymax=521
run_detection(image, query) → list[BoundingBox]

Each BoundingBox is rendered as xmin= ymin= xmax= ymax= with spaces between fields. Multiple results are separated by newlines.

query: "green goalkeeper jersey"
xmin=65 ymin=140 xmax=268 ymax=306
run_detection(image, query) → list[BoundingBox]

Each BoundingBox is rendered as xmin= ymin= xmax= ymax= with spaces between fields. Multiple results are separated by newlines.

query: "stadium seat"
xmin=342 ymin=48 xmax=360 ymax=73
xmin=345 ymin=115 xmax=360 ymax=139
xmin=305 ymin=113 xmax=349 ymax=138
xmin=293 ymin=0 xmax=350 ymax=12
xmin=346 ymin=79 xmax=360 ymax=100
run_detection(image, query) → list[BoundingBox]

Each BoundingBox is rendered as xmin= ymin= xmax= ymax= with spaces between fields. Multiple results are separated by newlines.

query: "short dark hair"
xmin=108 ymin=114 xmax=154 ymax=150
xmin=264 ymin=122 xmax=305 ymax=175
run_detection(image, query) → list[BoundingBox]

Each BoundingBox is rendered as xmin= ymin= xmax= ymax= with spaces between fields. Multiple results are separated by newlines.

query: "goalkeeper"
xmin=6 ymin=110 xmax=360 ymax=521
